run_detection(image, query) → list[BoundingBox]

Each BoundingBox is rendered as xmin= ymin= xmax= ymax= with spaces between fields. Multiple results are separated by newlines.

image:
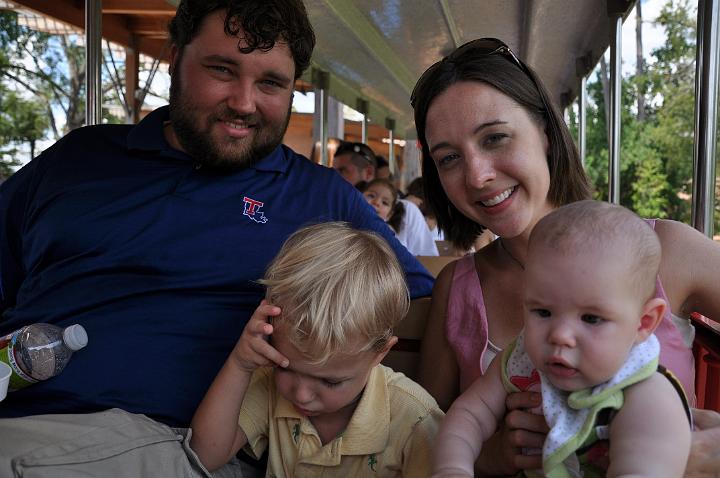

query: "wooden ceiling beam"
xmin=102 ymin=0 xmax=175 ymax=15
xmin=11 ymin=0 xmax=170 ymax=61
xmin=127 ymin=17 xmax=171 ymax=36
xmin=13 ymin=0 xmax=131 ymax=45
xmin=137 ymin=36 xmax=170 ymax=62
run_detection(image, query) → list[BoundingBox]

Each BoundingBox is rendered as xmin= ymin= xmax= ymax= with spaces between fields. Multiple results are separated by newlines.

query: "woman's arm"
xmin=654 ymin=219 xmax=720 ymax=320
xmin=418 ymin=261 xmax=460 ymax=411
xmin=685 ymin=408 xmax=720 ymax=477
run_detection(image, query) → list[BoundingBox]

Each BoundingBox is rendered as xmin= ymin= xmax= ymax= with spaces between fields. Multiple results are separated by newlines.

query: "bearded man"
xmin=0 ymin=1 xmax=433 ymax=476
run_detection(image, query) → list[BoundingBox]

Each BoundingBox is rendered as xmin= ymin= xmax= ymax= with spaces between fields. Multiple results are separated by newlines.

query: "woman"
xmin=412 ymin=38 xmax=720 ymax=476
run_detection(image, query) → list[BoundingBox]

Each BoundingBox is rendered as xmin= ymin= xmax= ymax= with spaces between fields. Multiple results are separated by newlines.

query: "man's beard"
xmin=168 ymin=74 xmax=291 ymax=173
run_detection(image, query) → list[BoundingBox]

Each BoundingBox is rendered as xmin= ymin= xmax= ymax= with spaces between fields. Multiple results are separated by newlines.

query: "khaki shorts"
xmin=0 ymin=408 xmax=250 ymax=478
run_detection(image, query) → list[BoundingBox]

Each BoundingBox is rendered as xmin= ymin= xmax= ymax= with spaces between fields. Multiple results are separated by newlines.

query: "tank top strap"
xmin=446 ymin=253 xmax=489 ymax=392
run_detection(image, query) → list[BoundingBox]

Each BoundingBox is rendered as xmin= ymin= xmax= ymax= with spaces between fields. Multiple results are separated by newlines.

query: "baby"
xmin=191 ymin=221 xmax=443 ymax=477
xmin=432 ymin=200 xmax=691 ymax=477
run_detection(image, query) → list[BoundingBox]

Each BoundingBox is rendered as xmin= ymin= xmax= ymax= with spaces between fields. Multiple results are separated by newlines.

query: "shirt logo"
xmin=243 ymin=196 xmax=268 ymax=223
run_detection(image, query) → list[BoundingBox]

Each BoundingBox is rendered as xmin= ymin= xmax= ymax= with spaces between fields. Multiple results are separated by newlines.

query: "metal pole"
xmin=85 ymin=0 xmax=102 ymax=125
xmin=313 ymin=70 xmax=330 ymax=166
xmin=385 ymin=118 xmax=396 ymax=176
xmin=692 ymin=0 xmax=720 ymax=237
xmin=356 ymin=99 xmax=369 ymax=144
xmin=579 ymin=76 xmax=587 ymax=166
xmin=608 ymin=14 xmax=623 ymax=204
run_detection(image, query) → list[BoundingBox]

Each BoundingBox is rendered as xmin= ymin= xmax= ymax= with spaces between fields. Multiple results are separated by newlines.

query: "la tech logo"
xmin=243 ymin=196 xmax=268 ymax=224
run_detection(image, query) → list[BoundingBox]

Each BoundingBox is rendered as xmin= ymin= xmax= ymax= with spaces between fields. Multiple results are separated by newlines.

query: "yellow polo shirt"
xmin=238 ymin=364 xmax=443 ymax=477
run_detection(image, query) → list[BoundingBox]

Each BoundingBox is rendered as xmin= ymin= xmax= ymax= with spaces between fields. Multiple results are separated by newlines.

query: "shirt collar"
xmin=274 ymin=365 xmax=390 ymax=457
xmin=126 ymin=105 xmax=291 ymax=173
xmin=126 ymin=105 xmax=177 ymax=154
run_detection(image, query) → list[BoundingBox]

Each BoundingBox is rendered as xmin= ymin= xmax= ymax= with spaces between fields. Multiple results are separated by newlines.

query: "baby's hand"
xmin=232 ymin=300 xmax=289 ymax=372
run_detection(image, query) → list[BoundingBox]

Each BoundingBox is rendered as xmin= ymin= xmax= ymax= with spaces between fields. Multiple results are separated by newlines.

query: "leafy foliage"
xmin=577 ymin=0 xmax=714 ymax=229
xmin=0 ymin=10 xmax=161 ymax=177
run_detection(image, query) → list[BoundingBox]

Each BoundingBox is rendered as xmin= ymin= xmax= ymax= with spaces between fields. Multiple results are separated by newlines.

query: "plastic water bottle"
xmin=0 ymin=323 xmax=88 ymax=391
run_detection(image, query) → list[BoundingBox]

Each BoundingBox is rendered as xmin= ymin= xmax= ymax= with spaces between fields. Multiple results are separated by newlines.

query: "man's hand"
xmin=231 ymin=300 xmax=288 ymax=372
xmin=684 ymin=408 xmax=720 ymax=478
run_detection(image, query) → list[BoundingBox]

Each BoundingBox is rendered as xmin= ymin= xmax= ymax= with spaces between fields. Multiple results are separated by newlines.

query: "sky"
xmin=619 ymin=0 xmax=685 ymax=75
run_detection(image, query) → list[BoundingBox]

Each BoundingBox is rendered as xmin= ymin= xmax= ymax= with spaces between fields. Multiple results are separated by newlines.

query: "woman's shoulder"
xmin=653 ymin=219 xmax=711 ymax=281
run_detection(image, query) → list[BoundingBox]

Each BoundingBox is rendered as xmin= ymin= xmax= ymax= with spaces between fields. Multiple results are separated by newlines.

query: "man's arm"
xmin=0 ymin=163 xmax=35 ymax=314
xmin=346 ymin=190 xmax=434 ymax=298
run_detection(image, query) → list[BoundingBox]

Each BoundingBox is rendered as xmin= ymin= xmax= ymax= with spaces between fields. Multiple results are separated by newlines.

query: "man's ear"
xmin=364 ymin=165 xmax=376 ymax=182
xmin=373 ymin=336 xmax=398 ymax=366
xmin=636 ymin=297 xmax=666 ymax=343
xmin=168 ymin=45 xmax=179 ymax=76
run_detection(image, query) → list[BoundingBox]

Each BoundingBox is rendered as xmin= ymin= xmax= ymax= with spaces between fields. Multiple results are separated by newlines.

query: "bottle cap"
xmin=63 ymin=324 xmax=88 ymax=351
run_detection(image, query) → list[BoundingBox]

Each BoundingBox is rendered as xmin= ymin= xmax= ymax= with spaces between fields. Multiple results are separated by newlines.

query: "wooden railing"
xmin=692 ymin=313 xmax=720 ymax=412
xmin=382 ymin=297 xmax=431 ymax=381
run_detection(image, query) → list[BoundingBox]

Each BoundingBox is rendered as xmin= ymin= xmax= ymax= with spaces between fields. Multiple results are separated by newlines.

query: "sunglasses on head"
xmin=411 ymin=37 xmax=535 ymax=107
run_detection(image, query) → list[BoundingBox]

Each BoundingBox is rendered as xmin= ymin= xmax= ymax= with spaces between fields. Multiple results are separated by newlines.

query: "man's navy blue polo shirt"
xmin=0 ymin=106 xmax=433 ymax=427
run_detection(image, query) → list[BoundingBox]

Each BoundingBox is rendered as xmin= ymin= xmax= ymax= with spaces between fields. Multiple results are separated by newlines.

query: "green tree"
xmin=581 ymin=0 xmax=698 ymax=226
xmin=0 ymin=10 xmax=161 ymax=177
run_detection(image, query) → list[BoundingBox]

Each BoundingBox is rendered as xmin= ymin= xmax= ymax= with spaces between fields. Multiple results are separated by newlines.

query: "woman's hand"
xmin=684 ymin=408 xmax=720 ymax=478
xmin=475 ymin=391 xmax=548 ymax=477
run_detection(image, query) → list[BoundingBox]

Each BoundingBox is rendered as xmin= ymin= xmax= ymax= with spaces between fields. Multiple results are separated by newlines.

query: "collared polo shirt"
xmin=0 ymin=106 xmax=434 ymax=426
xmin=239 ymin=365 xmax=443 ymax=477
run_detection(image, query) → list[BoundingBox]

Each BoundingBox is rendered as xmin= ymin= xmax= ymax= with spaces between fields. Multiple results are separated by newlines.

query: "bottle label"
xmin=0 ymin=331 xmax=39 ymax=391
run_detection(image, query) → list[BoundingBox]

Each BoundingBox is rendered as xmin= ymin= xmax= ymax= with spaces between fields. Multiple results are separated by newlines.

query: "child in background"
xmin=190 ymin=222 xmax=443 ymax=477
xmin=364 ymin=178 xmax=438 ymax=257
xmin=432 ymin=201 xmax=691 ymax=478
xmin=363 ymin=178 xmax=406 ymax=234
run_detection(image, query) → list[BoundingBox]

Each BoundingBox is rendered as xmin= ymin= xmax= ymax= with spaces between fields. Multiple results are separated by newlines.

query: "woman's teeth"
xmin=481 ymin=187 xmax=514 ymax=206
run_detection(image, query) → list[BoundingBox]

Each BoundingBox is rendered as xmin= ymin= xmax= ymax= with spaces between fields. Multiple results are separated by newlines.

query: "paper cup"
xmin=0 ymin=362 xmax=11 ymax=401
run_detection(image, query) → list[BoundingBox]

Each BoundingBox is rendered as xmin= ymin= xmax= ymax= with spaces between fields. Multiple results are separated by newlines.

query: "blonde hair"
xmin=529 ymin=200 xmax=661 ymax=300
xmin=261 ymin=222 xmax=410 ymax=364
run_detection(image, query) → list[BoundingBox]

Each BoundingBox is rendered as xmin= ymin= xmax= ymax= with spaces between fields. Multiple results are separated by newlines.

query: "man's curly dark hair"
xmin=169 ymin=0 xmax=315 ymax=79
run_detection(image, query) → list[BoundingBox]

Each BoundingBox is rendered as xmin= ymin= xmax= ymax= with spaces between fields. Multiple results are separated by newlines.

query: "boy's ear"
xmin=635 ymin=297 xmax=666 ymax=343
xmin=373 ymin=336 xmax=398 ymax=366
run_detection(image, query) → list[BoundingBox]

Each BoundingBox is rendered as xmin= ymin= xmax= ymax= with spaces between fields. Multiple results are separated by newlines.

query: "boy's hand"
xmin=232 ymin=300 xmax=289 ymax=372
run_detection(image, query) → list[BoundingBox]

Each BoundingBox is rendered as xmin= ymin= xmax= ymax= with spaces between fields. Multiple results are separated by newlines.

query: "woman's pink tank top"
xmin=446 ymin=226 xmax=695 ymax=399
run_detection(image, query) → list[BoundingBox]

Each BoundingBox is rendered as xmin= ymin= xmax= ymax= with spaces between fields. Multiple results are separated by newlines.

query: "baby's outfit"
xmin=502 ymin=331 xmax=689 ymax=478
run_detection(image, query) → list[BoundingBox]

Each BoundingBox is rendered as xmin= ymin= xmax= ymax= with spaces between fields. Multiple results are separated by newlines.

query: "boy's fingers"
xmin=246 ymin=319 xmax=273 ymax=336
xmin=252 ymin=302 xmax=281 ymax=320
xmin=253 ymin=339 xmax=289 ymax=368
